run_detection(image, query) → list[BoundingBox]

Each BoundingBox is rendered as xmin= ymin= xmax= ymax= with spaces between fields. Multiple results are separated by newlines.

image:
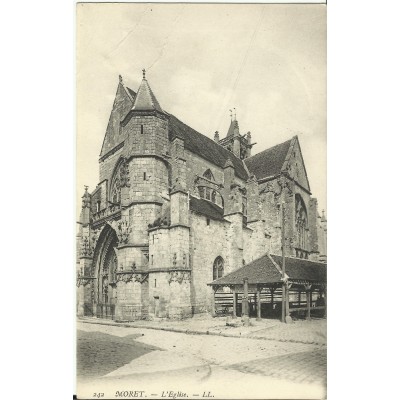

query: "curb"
xmin=77 ymin=318 xmax=326 ymax=346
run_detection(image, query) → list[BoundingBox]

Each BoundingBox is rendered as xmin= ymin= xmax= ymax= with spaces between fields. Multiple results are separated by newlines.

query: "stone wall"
xmin=99 ymin=146 xmax=124 ymax=186
xmin=122 ymin=115 xmax=169 ymax=157
xmin=189 ymin=212 xmax=229 ymax=314
xmin=127 ymin=157 xmax=169 ymax=203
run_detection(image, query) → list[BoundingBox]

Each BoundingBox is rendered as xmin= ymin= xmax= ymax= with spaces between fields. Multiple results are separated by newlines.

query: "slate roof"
xmin=168 ymin=114 xmax=249 ymax=180
xmin=244 ymin=138 xmax=292 ymax=180
xmin=189 ymin=195 xmax=225 ymax=221
xmin=209 ymin=253 xmax=327 ymax=285
xmin=100 ymin=83 xmax=136 ymax=158
xmin=209 ymin=254 xmax=282 ymax=285
xmin=131 ymin=78 xmax=164 ymax=113
xmin=270 ymin=255 xmax=327 ymax=283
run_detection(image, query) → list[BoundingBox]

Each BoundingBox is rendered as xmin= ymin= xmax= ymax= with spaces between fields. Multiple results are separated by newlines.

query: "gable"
xmin=100 ymin=83 xmax=135 ymax=158
xmin=244 ymin=139 xmax=292 ymax=180
xmin=282 ymin=136 xmax=311 ymax=192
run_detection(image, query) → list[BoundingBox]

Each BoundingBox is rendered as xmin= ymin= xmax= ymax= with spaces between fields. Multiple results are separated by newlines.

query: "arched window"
xmin=203 ymin=169 xmax=215 ymax=181
xmin=213 ymin=256 xmax=224 ymax=280
xmin=295 ymin=194 xmax=308 ymax=251
xmin=110 ymin=163 xmax=123 ymax=205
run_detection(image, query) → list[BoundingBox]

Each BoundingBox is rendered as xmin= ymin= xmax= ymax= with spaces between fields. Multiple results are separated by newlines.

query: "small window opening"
xmin=151 ymin=255 xmax=154 ymax=265
xmin=96 ymin=201 xmax=101 ymax=212
xmin=144 ymin=172 xmax=147 ymax=180
xmin=154 ymin=279 xmax=157 ymax=288
xmin=141 ymin=125 xmax=144 ymax=134
xmin=206 ymin=218 xmax=210 ymax=226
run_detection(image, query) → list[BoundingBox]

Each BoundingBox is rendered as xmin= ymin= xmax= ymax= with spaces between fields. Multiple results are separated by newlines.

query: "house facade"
xmin=76 ymin=71 xmax=327 ymax=321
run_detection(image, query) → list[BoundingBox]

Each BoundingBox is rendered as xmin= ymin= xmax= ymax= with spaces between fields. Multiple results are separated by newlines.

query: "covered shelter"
xmin=208 ymin=253 xmax=327 ymax=321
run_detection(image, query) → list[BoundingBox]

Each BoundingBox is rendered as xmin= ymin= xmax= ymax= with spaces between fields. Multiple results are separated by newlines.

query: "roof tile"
xmin=244 ymin=138 xmax=292 ymax=180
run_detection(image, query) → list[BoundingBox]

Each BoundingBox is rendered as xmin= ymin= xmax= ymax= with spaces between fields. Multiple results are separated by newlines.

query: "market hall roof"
xmin=208 ymin=253 xmax=327 ymax=286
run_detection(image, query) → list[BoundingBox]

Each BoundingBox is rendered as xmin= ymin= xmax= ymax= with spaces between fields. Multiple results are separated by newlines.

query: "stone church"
xmin=76 ymin=71 xmax=327 ymax=321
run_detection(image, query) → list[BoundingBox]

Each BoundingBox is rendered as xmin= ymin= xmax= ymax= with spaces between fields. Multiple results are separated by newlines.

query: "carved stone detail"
xmin=119 ymin=159 xmax=130 ymax=188
xmin=82 ymin=186 xmax=90 ymax=209
xmin=91 ymin=229 xmax=100 ymax=255
xmin=116 ymin=272 xmax=148 ymax=284
xmin=168 ymin=270 xmax=191 ymax=284
xmin=80 ymin=236 xmax=91 ymax=257
xmin=76 ymin=276 xmax=96 ymax=287
xmin=116 ymin=219 xmax=132 ymax=244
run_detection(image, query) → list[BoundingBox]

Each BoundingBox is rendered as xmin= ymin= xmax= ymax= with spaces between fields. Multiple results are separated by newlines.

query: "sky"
xmin=77 ymin=3 xmax=326 ymax=215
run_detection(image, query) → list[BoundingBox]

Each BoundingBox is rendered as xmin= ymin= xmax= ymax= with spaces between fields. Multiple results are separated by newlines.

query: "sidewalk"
xmin=78 ymin=314 xmax=326 ymax=346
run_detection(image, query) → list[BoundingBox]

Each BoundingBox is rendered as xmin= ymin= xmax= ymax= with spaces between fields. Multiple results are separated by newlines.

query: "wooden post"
xmin=256 ymin=286 xmax=262 ymax=320
xmin=281 ymin=283 xmax=286 ymax=323
xmin=242 ymin=278 xmax=249 ymax=326
xmin=307 ymin=290 xmax=311 ymax=320
xmin=211 ymin=286 xmax=217 ymax=317
xmin=305 ymin=284 xmax=312 ymax=321
xmin=286 ymin=284 xmax=291 ymax=317
xmin=232 ymin=286 xmax=237 ymax=319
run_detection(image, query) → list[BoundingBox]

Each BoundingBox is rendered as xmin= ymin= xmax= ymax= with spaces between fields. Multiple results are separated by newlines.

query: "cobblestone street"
xmin=77 ymin=321 xmax=326 ymax=399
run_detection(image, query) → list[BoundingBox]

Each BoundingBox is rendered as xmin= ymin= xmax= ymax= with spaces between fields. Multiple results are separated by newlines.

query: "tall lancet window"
xmin=200 ymin=169 xmax=218 ymax=203
xmin=295 ymin=194 xmax=308 ymax=251
xmin=213 ymin=256 xmax=224 ymax=280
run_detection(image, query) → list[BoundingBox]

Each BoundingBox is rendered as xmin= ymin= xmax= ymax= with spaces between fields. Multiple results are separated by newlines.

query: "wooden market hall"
xmin=208 ymin=253 xmax=327 ymax=323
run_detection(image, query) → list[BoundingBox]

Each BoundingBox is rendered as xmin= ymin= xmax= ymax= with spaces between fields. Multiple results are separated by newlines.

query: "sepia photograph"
xmin=76 ymin=3 xmax=327 ymax=399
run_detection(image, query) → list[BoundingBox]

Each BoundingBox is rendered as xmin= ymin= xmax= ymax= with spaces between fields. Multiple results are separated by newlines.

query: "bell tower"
xmin=217 ymin=109 xmax=254 ymax=159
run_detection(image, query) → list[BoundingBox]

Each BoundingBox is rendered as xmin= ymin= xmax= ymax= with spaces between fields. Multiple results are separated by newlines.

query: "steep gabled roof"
xmin=100 ymin=81 xmax=135 ymax=158
xmin=168 ymin=114 xmax=249 ymax=181
xmin=244 ymin=138 xmax=292 ymax=180
xmin=209 ymin=253 xmax=327 ymax=285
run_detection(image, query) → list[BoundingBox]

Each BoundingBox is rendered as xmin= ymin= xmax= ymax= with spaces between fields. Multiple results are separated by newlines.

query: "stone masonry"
xmin=76 ymin=71 xmax=327 ymax=320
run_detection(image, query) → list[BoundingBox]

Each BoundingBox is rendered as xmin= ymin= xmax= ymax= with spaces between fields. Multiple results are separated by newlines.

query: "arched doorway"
xmin=93 ymin=225 xmax=119 ymax=319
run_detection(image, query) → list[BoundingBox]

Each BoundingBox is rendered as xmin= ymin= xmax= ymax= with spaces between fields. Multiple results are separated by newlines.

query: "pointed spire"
xmin=226 ymin=108 xmax=240 ymax=138
xmin=82 ymin=186 xmax=90 ymax=209
xmin=131 ymin=70 xmax=163 ymax=113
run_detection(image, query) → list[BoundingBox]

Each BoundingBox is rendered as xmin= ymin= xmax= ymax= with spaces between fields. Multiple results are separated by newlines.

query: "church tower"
xmin=218 ymin=110 xmax=253 ymax=159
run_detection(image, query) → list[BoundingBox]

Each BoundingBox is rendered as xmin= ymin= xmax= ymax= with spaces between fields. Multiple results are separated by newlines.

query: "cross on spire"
xmin=142 ymin=68 xmax=146 ymax=79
